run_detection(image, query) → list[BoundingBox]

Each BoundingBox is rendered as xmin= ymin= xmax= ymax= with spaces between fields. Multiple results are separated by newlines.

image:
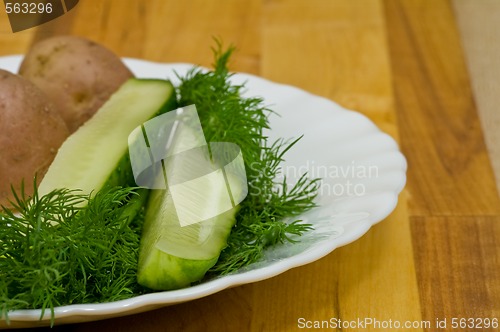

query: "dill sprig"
xmin=177 ymin=40 xmax=320 ymax=275
xmin=0 ymin=184 xmax=148 ymax=324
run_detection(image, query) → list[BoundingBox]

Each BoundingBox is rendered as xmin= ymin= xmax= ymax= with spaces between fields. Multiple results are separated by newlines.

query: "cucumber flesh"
xmin=137 ymin=143 xmax=247 ymax=290
xmin=137 ymin=187 xmax=238 ymax=290
xmin=39 ymin=79 xmax=176 ymax=197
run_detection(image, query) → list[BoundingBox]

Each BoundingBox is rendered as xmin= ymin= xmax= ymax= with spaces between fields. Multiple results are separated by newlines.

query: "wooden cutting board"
xmin=0 ymin=0 xmax=498 ymax=331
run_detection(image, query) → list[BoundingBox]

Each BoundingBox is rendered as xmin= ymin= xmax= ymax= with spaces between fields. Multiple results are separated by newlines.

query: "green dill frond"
xmin=0 ymin=185 xmax=148 ymax=324
xmin=176 ymin=42 xmax=270 ymax=173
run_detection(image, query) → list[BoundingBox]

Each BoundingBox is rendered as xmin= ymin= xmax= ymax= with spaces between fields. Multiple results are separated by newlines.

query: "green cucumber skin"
xmin=137 ymin=179 xmax=241 ymax=290
xmin=138 ymin=249 xmax=218 ymax=290
xmin=105 ymin=82 xmax=178 ymax=189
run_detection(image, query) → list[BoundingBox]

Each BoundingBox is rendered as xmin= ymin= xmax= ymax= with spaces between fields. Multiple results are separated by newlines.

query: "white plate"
xmin=0 ymin=56 xmax=407 ymax=328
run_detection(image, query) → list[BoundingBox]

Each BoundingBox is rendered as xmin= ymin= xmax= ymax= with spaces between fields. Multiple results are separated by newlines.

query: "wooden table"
xmin=1 ymin=1 xmax=499 ymax=331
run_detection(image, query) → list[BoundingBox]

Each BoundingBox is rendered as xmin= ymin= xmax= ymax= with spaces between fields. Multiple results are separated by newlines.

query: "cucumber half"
xmin=39 ymin=78 xmax=176 ymax=196
xmin=136 ymin=116 xmax=248 ymax=290
xmin=137 ymin=181 xmax=240 ymax=290
xmin=137 ymin=167 xmax=247 ymax=291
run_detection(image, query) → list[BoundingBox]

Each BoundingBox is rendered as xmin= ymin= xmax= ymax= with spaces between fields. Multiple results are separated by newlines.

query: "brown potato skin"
xmin=0 ymin=69 xmax=69 ymax=207
xmin=19 ymin=36 xmax=133 ymax=132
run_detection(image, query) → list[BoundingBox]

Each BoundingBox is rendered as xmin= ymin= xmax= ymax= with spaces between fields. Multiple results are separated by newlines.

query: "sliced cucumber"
xmin=39 ymin=79 xmax=176 ymax=196
xmin=137 ymin=146 xmax=246 ymax=290
xmin=137 ymin=186 xmax=238 ymax=290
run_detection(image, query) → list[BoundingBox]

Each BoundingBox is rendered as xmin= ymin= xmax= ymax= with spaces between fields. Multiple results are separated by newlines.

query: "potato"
xmin=19 ymin=36 xmax=133 ymax=132
xmin=0 ymin=69 xmax=69 ymax=207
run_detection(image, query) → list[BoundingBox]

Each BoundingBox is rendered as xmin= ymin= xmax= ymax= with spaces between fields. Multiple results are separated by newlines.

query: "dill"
xmin=177 ymin=40 xmax=320 ymax=275
xmin=0 ymin=41 xmax=320 ymax=322
xmin=0 ymin=184 xmax=148 ymax=324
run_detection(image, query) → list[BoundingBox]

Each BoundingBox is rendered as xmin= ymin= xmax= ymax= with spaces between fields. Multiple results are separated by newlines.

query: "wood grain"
xmin=411 ymin=216 xmax=500 ymax=324
xmin=262 ymin=0 xmax=398 ymax=138
xmin=385 ymin=0 xmax=500 ymax=329
xmin=384 ymin=0 xmax=500 ymax=216
xmin=453 ymin=0 xmax=500 ymax=191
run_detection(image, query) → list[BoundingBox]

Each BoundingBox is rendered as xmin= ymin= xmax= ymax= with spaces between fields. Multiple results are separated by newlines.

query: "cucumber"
xmin=39 ymin=79 xmax=176 ymax=197
xmin=137 ymin=184 xmax=238 ymax=290
xmin=137 ymin=142 xmax=247 ymax=290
